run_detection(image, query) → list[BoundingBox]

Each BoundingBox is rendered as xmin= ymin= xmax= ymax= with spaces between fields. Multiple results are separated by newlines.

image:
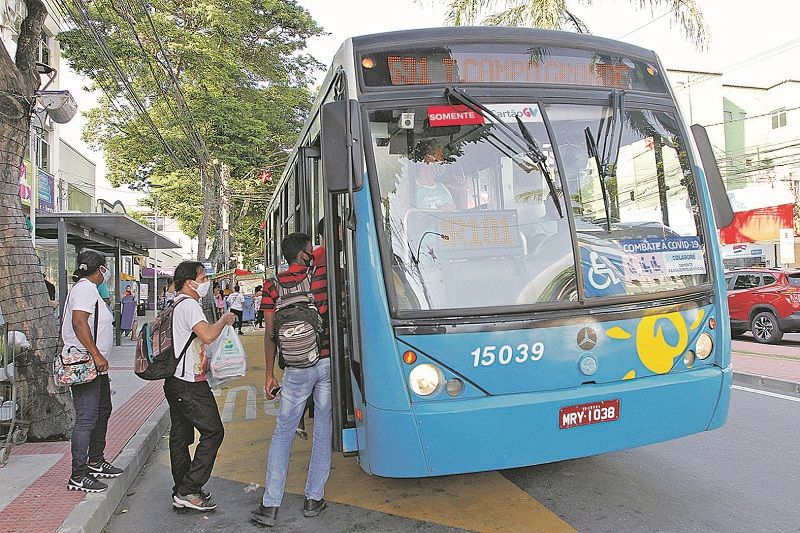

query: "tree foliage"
xmin=432 ymin=0 xmax=710 ymax=49
xmin=58 ymin=0 xmax=323 ymax=262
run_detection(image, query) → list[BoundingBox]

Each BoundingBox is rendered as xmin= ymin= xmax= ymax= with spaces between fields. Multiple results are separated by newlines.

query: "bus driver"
xmin=413 ymin=140 xmax=457 ymax=211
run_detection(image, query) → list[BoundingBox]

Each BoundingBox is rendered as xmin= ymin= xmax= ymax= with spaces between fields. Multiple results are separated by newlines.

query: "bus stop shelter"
xmin=35 ymin=213 xmax=181 ymax=346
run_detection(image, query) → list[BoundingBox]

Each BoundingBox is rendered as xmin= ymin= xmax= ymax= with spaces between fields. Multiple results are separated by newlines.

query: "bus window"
xmin=547 ymin=104 xmax=710 ymax=299
xmin=369 ymin=103 xmax=577 ymax=312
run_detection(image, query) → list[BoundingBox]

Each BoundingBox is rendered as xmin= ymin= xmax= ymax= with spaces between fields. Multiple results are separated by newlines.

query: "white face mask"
xmin=193 ymin=280 xmax=211 ymax=297
xmin=100 ymin=267 xmax=112 ymax=284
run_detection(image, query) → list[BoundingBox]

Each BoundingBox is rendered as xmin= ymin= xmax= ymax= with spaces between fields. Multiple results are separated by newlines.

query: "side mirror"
xmin=691 ymin=124 xmax=734 ymax=229
xmin=321 ymin=99 xmax=364 ymax=194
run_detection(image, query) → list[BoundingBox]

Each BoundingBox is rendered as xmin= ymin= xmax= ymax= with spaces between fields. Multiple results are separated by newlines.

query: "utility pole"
xmin=220 ymin=161 xmax=230 ymax=270
xmin=153 ymin=192 xmax=159 ymax=311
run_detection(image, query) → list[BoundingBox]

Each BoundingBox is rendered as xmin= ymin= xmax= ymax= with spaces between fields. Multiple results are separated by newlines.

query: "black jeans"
xmin=163 ymin=377 xmax=224 ymax=497
xmin=70 ymin=373 xmax=112 ymax=478
xmin=255 ymin=310 xmax=264 ymax=328
xmin=231 ymin=309 xmax=243 ymax=332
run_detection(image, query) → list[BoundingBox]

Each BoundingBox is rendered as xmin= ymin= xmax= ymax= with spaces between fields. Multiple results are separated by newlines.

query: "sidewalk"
xmin=0 ymin=337 xmax=169 ymax=533
xmin=731 ymin=338 xmax=800 ymax=394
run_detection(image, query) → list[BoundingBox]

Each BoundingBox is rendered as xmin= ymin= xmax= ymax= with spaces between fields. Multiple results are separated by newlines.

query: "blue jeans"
xmin=263 ymin=358 xmax=332 ymax=507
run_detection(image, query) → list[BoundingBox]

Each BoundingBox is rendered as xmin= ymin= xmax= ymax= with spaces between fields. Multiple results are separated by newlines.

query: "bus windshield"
xmin=368 ymin=101 xmax=709 ymax=314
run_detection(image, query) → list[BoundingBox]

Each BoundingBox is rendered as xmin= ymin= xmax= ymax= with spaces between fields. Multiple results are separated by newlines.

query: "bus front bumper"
xmin=359 ymin=365 xmax=732 ymax=478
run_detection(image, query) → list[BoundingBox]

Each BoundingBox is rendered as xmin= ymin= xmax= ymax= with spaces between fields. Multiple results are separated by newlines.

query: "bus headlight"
xmin=409 ymin=364 xmax=443 ymax=396
xmin=696 ymin=333 xmax=713 ymax=359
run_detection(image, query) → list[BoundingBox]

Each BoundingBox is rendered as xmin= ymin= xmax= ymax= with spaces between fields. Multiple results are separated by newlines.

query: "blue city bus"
xmin=263 ymin=27 xmax=735 ymax=477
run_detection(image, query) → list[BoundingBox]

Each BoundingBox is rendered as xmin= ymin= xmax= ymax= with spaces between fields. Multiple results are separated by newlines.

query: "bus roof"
xmin=349 ymin=26 xmax=659 ymax=62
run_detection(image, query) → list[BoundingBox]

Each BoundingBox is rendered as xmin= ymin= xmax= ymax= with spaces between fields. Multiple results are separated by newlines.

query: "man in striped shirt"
xmin=252 ymin=232 xmax=331 ymax=527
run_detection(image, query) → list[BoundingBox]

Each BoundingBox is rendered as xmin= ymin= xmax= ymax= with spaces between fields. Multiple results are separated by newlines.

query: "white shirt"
xmin=171 ymin=296 xmax=208 ymax=382
xmin=226 ymin=292 xmax=245 ymax=311
xmin=61 ymin=278 xmax=114 ymax=372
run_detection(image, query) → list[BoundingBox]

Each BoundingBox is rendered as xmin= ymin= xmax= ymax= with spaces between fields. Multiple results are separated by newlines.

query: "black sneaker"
xmin=88 ymin=460 xmax=123 ymax=478
xmin=172 ymin=489 xmax=212 ymax=508
xmin=172 ymin=493 xmax=217 ymax=511
xmin=67 ymin=475 xmax=108 ymax=493
xmin=251 ymin=504 xmax=278 ymax=527
xmin=302 ymin=497 xmax=327 ymax=517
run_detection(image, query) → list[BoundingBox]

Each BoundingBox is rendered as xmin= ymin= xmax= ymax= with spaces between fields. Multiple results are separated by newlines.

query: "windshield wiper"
xmin=584 ymin=127 xmax=613 ymax=231
xmin=445 ymin=86 xmax=564 ymax=218
xmin=514 ymin=115 xmax=562 ymax=218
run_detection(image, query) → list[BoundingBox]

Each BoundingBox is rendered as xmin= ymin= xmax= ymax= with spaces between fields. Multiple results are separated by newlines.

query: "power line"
xmin=617 ymin=10 xmax=673 ymax=40
xmin=705 ymin=105 xmax=800 ymax=128
xmin=677 ymin=37 xmax=800 ymax=91
xmin=56 ymin=0 xmax=188 ymax=167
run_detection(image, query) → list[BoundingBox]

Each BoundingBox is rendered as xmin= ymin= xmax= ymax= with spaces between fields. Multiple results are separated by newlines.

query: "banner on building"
xmin=19 ymin=160 xmax=32 ymax=207
xmin=37 ymin=170 xmax=55 ymax=211
xmin=779 ymin=228 xmax=796 ymax=265
xmin=719 ymin=203 xmax=794 ymax=244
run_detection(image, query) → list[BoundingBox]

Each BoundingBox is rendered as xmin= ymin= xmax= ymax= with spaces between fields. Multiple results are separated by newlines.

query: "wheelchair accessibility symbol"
xmin=588 ymin=250 xmax=621 ymax=290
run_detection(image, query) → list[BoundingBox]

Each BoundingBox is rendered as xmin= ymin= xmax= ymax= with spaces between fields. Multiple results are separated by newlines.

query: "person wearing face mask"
xmin=226 ymin=285 xmax=246 ymax=335
xmin=165 ymin=261 xmax=236 ymax=511
xmin=64 ymin=250 xmax=121 ymax=493
xmin=252 ymin=232 xmax=331 ymax=527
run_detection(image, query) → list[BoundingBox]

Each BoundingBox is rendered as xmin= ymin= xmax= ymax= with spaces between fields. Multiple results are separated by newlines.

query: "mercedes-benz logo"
xmin=577 ymin=327 xmax=597 ymax=351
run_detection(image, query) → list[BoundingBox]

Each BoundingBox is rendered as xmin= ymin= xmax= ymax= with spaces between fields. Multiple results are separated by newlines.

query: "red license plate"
xmin=559 ymin=399 xmax=620 ymax=429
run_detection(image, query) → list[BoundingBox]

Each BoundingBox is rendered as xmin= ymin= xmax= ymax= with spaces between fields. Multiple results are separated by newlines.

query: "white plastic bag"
xmin=208 ymin=326 xmax=247 ymax=387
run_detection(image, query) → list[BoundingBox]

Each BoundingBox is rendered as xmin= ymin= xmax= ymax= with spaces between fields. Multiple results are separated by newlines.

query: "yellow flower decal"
xmin=635 ymin=312 xmax=689 ymax=374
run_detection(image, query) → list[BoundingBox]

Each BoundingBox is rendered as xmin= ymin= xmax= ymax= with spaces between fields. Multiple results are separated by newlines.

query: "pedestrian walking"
xmin=214 ymin=284 xmax=225 ymax=318
xmin=64 ymin=250 xmax=123 ymax=493
xmin=251 ymin=232 xmax=331 ymax=527
xmin=226 ymin=285 xmax=245 ymax=334
xmin=120 ymin=285 xmax=136 ymax=338
xmin=253 ymin=285 xmax=264 ymax=329
xmin=165 ymin=261 xmax=236 ymax=512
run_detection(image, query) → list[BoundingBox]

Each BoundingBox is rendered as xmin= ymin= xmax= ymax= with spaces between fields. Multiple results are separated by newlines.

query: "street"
xmin=733 ymin=332 xmax=800 ymax=356
xmin=104 ymin=334 xmax=800 ymax=533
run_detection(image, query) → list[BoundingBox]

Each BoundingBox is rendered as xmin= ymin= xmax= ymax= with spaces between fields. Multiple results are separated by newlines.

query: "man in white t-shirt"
xmin=164 ymin=261 xmax=235 ymax=512
xmin=226 ymin=285 xmax=245 ymax=335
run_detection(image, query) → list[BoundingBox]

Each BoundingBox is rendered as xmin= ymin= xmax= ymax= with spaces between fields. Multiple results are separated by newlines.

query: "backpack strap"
xmin=92 ymin=301 xmax=99 ymax=345
xmin=170 ymin=296 xmax=198 ymax=378
xmin=179 ymin=332 xmax=197 ymax=378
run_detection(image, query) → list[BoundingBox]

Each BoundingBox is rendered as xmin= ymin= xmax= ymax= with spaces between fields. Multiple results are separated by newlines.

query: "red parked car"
xmin=725 ymin=268 xmax=800 ymax=344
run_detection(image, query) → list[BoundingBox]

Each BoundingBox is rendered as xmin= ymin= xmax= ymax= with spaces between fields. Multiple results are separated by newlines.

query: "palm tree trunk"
xmin=0 ymin=0 xmax=74 ymax=440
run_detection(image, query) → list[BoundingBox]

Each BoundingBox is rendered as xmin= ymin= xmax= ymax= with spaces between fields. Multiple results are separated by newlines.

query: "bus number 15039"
xmin=471 ymin=343 xmax=545 ymax=367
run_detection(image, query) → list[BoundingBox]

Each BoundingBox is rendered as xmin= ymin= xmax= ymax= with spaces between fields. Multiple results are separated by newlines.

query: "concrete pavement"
xmin=731 ymin=332 xmax=800 ymax=395
xmin=0 ymin=337 xmax=170 ymax=533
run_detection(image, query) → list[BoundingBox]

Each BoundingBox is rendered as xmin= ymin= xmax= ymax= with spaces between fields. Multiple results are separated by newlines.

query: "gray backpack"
xmin=272 ymin=270 xmax=323 ymax=368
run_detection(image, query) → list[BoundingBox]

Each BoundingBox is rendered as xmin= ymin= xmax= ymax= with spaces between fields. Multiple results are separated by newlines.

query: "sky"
xmin=57 ymin=0 xmax=800 ymax=204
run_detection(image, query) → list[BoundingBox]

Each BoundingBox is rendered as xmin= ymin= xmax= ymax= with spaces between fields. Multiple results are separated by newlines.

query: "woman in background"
xmin=120 ymin=285 xmax=136 ymax=338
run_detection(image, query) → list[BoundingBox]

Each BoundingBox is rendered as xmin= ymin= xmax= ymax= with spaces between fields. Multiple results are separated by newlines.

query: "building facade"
xmin=669 ymin=69 xmax=800 ymax=268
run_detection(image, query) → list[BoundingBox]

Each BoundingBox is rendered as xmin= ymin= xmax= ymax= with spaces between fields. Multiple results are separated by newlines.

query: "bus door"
xmin=326 ymin=191 xmax=360 ymax=454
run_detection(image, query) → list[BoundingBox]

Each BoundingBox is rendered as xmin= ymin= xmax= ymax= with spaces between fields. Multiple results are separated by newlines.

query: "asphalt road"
xmin=105 ymin=385 xmax=800 ymax=533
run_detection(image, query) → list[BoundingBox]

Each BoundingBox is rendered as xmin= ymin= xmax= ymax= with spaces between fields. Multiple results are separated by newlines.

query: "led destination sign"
xmin=361 ymin=44 xmax=668 ymax=93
